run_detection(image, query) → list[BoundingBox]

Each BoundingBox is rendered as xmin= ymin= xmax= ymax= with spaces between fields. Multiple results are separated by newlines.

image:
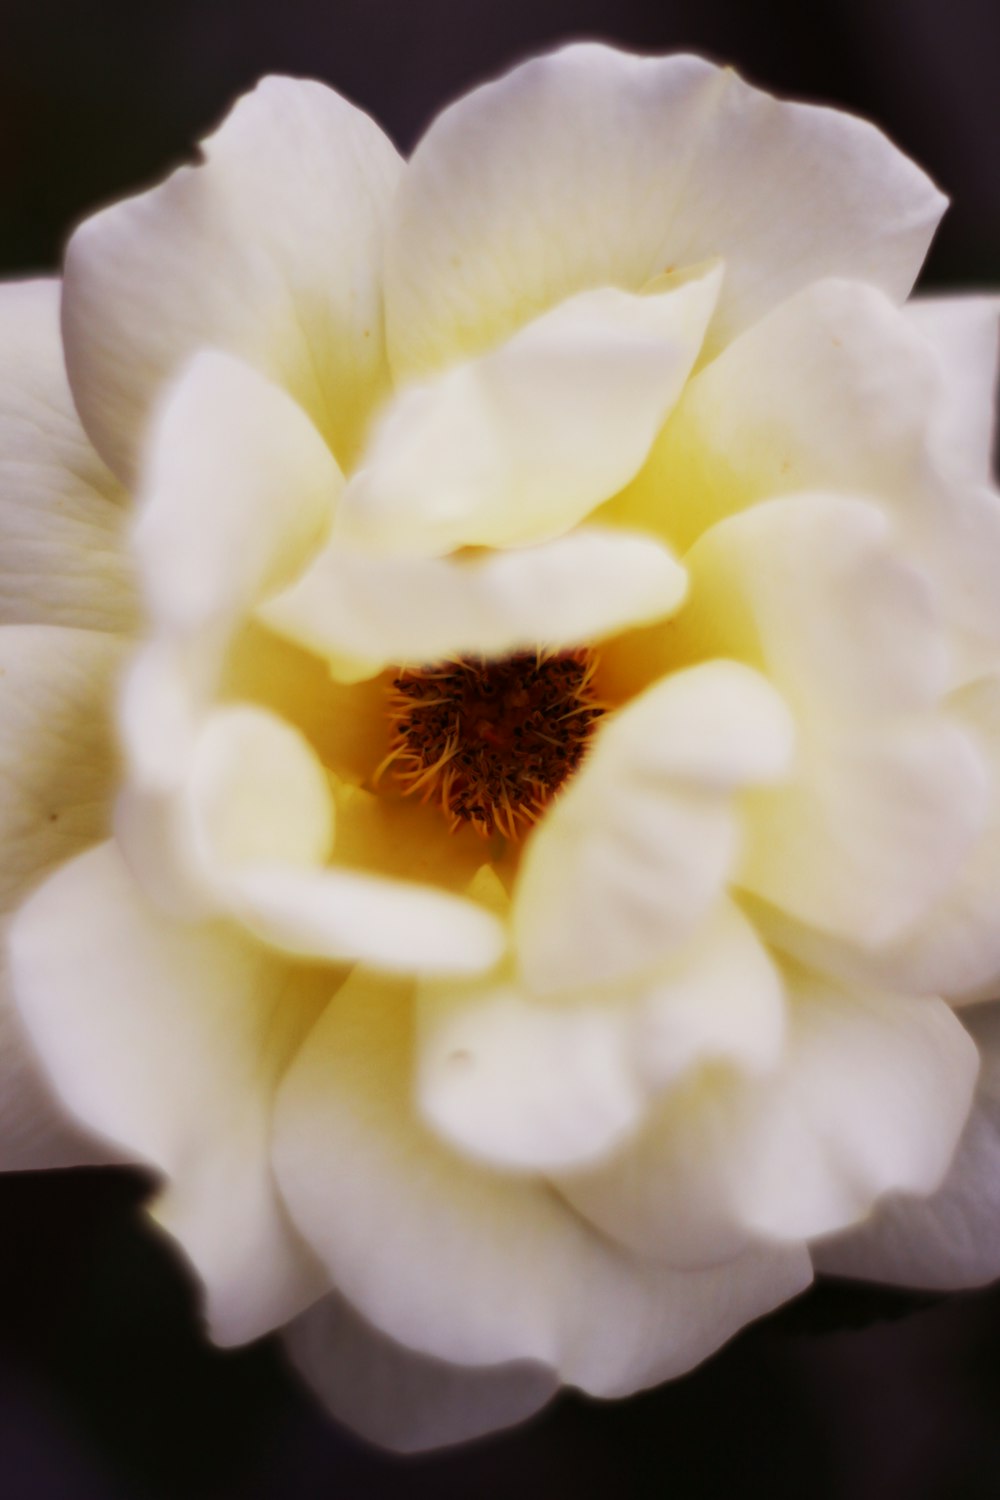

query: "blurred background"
xmin=1 ymin=0 xmax=998 ymax=1495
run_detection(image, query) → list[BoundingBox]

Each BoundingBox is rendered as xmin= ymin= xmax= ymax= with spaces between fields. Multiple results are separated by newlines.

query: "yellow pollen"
xmin=376 ymin=649 xmax=605 ymax=840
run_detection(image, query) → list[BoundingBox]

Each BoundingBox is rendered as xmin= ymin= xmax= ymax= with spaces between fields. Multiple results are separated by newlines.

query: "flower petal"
xmin=225 ymin=863 xmax=506 ymax=977
xmin=0 ymin=280 xmax=135 ymax=632
xmin=386 ymin=44 xmax=943 ymax=378
xmin=134 ymin=351 xmax=341 ymax=634
xmin=285 ymin=1291 xmax=558 ymax=1453
xmin=906 ymin=295 xmax=998 ymax=484
xmin=416 ymin=970 xmax=642 ymax=1172
xmin=814 ymin=1002 xmax=1000 ymax=1289
xmin=0 ymin=624 xmax=126 ymax=1169
xmin=617 ymin=279 xmax=1000 ymax=656
xmin=513 ymin=661 xmax=794 ymax=995
xmin=561 ymin=973 xmax=977 ymax=1261
xmin=339 ymin=266 xmax=721 ymax=555
xmin=8 ymin=840 xmax=328 ymax=1343
xmin=260 ymin=524 xmax=686 ymax=675
xmin=679 ymin=494 xmax=988 ymax=947
xmin=63 ymin=76 xmax=403 ymax=482
xmin=273 ymin=969 xmax=812 ymax=1394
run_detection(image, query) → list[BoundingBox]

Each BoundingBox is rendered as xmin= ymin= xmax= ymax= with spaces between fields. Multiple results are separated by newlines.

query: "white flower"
xmin=3 ymin=45 xmax=1000 ymax=1452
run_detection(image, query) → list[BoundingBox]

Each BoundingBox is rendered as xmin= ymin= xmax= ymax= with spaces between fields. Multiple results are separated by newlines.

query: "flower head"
xmin=3 ymin=44 xmax=1000 ymax=1452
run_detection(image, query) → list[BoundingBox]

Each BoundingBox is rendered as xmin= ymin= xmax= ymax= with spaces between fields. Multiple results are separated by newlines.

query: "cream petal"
xmin=260 ymin=524 xmax=686 ymax=674
xmin=226 ymin=863 xmax=506 ymax=976
xmin=728 ymin=977 xmax=978 ymax=1243
xmin=0 ymin=280 xmax=135 ymax=633
xmin=679 ymin=494 xmax=988 ymax=947
xmin=622 ymin=279 xmax=1000 ymax=656
xmin=285 ymin=1291 xmax=558 ymax=1453
xmin=385 ymin=44 xmax=943 ymax=378
xmin=273 ymin=969 xmax=812 ymax=1394
xmin=563 ymin=973 xmax=977 ymax=1263
xmin=134 ymin=352 xmax=341 ymax=635
xmin=512 ymin=661 xmax=794 ymax=995
xmin=63 ymin=76 xmax=403 ymax=483
xmin=814 ymin=1002 xmax=1000 ymax=1289
xmin=906 ymin=295 xmax=999 ymax=484
xmin=339 ymin=267 xmax=721 ymax=555
xmin=7 ymin=841 xmax=328 ymax=1343
xmin=0 ymin=625 xmax=127 ymax=1169
xmin=416 ymin=971 xmax=642 ymax=1172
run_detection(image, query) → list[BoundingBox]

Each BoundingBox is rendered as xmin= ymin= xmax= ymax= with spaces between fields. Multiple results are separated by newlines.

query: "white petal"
xmin=563 ymin=973 xmax=977 ymax=1263
xmin=728 ymin=977 xmax=979 ymax=1243
xmin=339 ymin=267 xmax=721 ymax=555
xmin=386 ymin=44 xmax=943 ymax=377
xmin=260 ymin=524 xmax=686 ymax=674
xmin=0 ymin=625 xmax=127 ymax=1169
xmin=814 ymin=1002 xmax=1000 ymax=1289
xmin=680 ymin=494 xmax=988 ymax=947
xmin=285 ymin=1291 xmax=558 ymax=1453
xmin=226 ymin=863 xmax=506 ymax=976
xmin=906 ymin=295 xmax=998 ymax=484
xmin=416 ymin=971 xmax=642 ymax=1171
xmin=513 ymin=661 xmax=794 ymax=995
xmin=134 ymin=352 xmax=341 ymax=634
xmin=273 ymin=969 xmax=812 ymax=1393
xmin=63 ymin=76 xmax=403 ymax=482
xmin=8 ymin=841 xmax=327 ymax=1344
xmin=185 ymin=705 xmax=335 ymax=875
xmin=628 ymin=279 xmax=1000 ymax=655
xmin=0 ymin=280 xmax=135 ymax=632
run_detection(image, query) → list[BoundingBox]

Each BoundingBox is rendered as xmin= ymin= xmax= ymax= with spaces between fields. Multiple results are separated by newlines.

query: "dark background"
xmin=1 ymin=1 xmax=999 ymax=1495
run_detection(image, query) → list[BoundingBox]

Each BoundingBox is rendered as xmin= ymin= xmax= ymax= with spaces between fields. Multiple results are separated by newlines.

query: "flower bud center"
xmin=379 ymin=650 xmax=604 ymax=839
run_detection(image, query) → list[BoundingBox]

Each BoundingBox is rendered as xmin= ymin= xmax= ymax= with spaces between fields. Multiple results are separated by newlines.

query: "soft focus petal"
xmin=679 ymin=494 xmax=988 ymax=947
xmin=286 ymin=1291 xmax=558 ymax=1453
xmin=513 ymin=661 xmax=794 ymax=994
xmin=134 ymin=352 xmax=341 ymax=633
xmin=417 ymin=971 xmax=642 ymax=1171
xmin=906 ymin=295 xmax=998 ymax=484
xmin=0 ymin=280 xmax=135 ymax=632
xmin=618 ymin=279 xmax=1000 ymax=657
xmin=260 ymin=524 xmax=686 ymax=674
xmin=8 ymin=842 xmax=328 ymax=1342
xmin=386 ymin=44 xmax=943 ymax=377
xmin=339 ymin=266 xmax=721 ymax=555
xmin=0 ymin=625 xmax=126 ymax=1168
xmin=814 ymin=1002 xmax=1000 ymax=1289
xmin=63 ymin=76 xmax=403 ymax=482
xmin=226 ymin=863 xmax=506 ymax=976
xmin=273 ymin=970 xmax=812 ymax=1393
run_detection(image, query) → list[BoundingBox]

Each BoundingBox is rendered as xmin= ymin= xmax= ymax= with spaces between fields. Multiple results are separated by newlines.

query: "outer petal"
xmin=0 ymin=280 xmax=135 ymax=632
xmin=260 ymin=524 xmax=686 ymax=675
xmin=0 ymin=625 xmax=126 ymax=1169
xmin=63 ymin=76 xmax=403 ymax=482
xmin=616 ymin=279 xmax=1000 ymax=659
xmin=339 ymin=266 xmax=721 ymax=555
xmin=512 ymin=661 xmax=794 ymax=995
xmin=273 ymin=969 xmax=812 ymax=1394
xmin=905 ymin=296 xmax=998 ymax=484
xmin=678 ymin=494 xmax=988 ymax=948
xmin=286 ymin=1292 xmax=558 ymax=1453
xmin=134 ymin=352 xmax=341 ymax=634
xmin=8 ymin=842 xmax=329 ymax=1343
xmin=814 ymin=1002 xmax=1000 ymax=1289
xmin=385 ymin=44 xmax=943 ymax=377
xmin=561 ymin=975 xmax=977 ymax=1262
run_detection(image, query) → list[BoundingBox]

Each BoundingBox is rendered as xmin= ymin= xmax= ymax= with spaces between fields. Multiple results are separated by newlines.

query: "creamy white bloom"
xmin=2 ymin=45 xmax=1000 ymax=1453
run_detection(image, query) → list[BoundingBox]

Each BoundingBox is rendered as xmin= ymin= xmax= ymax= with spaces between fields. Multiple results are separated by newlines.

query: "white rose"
xmin=3 ymin=45 xmax=1000 ymax=1452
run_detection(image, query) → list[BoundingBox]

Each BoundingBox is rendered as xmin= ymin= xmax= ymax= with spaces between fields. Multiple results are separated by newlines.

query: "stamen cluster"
xmin=379 ymin=650 xmax=605 ymax=839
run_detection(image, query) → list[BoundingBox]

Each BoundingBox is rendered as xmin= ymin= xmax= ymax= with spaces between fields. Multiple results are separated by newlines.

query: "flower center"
xmin=378 ymin=650 xmax=605 ymax=839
